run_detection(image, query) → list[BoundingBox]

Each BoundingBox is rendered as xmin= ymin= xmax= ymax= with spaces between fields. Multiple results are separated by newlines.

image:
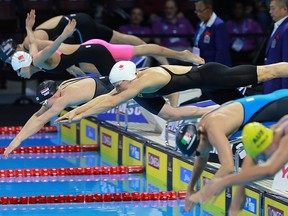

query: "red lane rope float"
xmin=0 ymin=144 xmax=98 ymax=154
xmin=0 ymin=173 xmax=142 ymax=183
xmin=0 ymin=126 xmax=57 ymax=135
xmin=0 ymin=165 xmax=144 ymax=178
xmin=0 ymin=190 xmax=186 ymax=205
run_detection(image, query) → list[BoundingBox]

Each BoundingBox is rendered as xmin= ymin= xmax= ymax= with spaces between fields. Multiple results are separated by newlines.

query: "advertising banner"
xmin=172 ymin=157 xmax=194 ymax=191
xmin=122 ymin=136 xmax=144 ymax=166
xmin=80 ymin=118 xmax=98 ymax=145
xmin=146 ymin=146 xmax=168 ymax=189
xmin=99 ymin=126 xmax=119 ymax=164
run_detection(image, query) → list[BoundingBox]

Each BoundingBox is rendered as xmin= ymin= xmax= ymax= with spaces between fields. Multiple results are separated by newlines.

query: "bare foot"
xmin=183 ymin=50 xmax=205 ymax=65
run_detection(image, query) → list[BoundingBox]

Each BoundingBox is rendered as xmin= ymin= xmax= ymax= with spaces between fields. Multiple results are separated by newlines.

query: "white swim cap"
xmin=109 ymin=61 xmax=136 ymax=84
xmin=11 ymin=51 xmax=32 ymax=71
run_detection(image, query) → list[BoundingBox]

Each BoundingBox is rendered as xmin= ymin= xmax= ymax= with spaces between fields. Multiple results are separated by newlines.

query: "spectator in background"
xmin=263 ymin=0 xmax=288 ymax=94
xmin=136 ymin=0 xmax=189 ymax=24
xmin=192 ymin=0 xmax=232 ymax=102
xmin=151 ymin=0 xmax=195 ymax=65
xmin=226 ymin=1 xmax=263 ymax=65
xmin=118 ymin=7 xmax=152 ymax=43
xmin=254 ymin=0 xmax=272 ymax=32
xmin=193 ymin=0 xmax=232 ymax=66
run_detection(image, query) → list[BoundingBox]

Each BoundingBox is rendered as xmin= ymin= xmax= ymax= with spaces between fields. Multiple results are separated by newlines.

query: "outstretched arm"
xmin=59 ymin=93 xmax=215 ymax=124
xmin=32 ymin=18 xmax=76 ymax=66
xmin=55 ymin=84 xmax=143 ymax=124
xmin=133 ymin=44 xmax=205 ymax=65
xmin=184 ymin=152 xmax=210 ymax=212
xmin=189 ymin=156 xmax=256 ymax=208
xmin=158 ymin=104 xmax=215 ymax=121
xmin=25 ymin=9 xmax=39 ymax=56
xmin=218 ymin=141 xmax=288 ymax=187
xmin=56 ymin=93 xmax=114 ymax=124
xmin=3 ymin=102 xmax=66 ymax=158
xmin=185 ymin=122 xmax=238 ymax=212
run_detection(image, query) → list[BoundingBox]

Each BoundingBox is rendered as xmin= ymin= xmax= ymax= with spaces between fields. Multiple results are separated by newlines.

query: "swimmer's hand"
xmin=54 ymin=110 xmax=82 ymax=124
xmin=184 ymin=189 xmax=197 ymax=212
xmin=184 ymin=190 xmax=203 ymax=212
xmin=200 ymin=178 xmax=226 ymax=204
xmin=183 ymin=50 xmax=205 ymax=65
xmin=62 ymin=19 xmax=76 ymax=39
xmin=271 ymin=115 xmax=288 ymax=146
xmin=4 ymin=137 xmax=22 ymax=158
xmin=185 ymin=178 xmax=226 ymax=212
xmin=26 ymin=9 xmax=36 ymax=30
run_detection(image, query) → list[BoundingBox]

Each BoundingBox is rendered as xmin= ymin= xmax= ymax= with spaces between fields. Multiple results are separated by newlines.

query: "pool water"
xmin=0 ymin=133 xmax=215 ymax=216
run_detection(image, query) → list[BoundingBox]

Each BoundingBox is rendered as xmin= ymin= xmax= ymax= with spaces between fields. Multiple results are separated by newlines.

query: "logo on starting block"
xmin=102 ymin=133 xmax=112 ymax=147
xmin=244 ymin=196 xmax=257 ymax=214
xmin=129 ymin=144 xmax=140 ymax=161
xmin=148 ymin=152 xmax=160 ymax=169
xmin=180 ymin=167 xmax=192 ymax=184
xmin=85 ymin=125 xmax=96 ymax=140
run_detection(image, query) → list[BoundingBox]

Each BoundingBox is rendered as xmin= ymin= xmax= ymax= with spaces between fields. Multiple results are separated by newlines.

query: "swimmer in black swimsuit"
xmin=0 ymin=11 xmax=169 ymax=65
xmin=11 ymin=10 xmax=203 ymax=79
xmin=55 ymin=59 xmax=288 ymax=124
xmin=3 ymin=76 xmax=113 ymax=157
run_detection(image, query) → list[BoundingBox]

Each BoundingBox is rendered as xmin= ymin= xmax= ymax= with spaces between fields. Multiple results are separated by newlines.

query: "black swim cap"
xmin=36 ymin=80 xmax=57 ymax=103
xmin=175 ymin=122 xmax=200 ymax=156
xmin=0 ymin=38 xmax=17 ymax=63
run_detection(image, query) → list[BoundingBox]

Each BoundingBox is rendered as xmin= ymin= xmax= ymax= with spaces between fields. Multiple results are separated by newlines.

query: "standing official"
xmin=263 ymin=0 xmax=288 ymax=93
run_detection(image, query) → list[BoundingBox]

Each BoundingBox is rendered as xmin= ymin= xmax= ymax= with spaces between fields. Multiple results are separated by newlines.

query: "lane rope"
xmin=0 ymin=174 xmax=142 ymax=183
xmin=0 ymin=126 xmax=57 ymax=134
xmin=0 ymin=190 xmax=187 ymax=205
xmin=0 ymin=200 xmax=184 ymax=211
xmin=0 ymin=144 xmax=98 ymax=155
xmin=0 ymin=165 xmax=144 ymax=178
